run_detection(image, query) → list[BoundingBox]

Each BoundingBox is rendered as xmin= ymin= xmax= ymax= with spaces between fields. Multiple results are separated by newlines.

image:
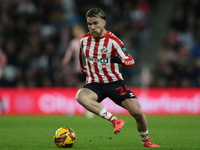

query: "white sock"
xmin=139 ymin=130 xmax=149 ymax=144
xmin=99 ymin=108 xmax=117 ymax=122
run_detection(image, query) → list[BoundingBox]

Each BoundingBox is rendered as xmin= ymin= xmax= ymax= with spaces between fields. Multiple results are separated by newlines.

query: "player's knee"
xmin=132 ymin=111 xmax=144 ymax=121
xmin=75 ymin=90 xmax=88 ymax=106
xmin=75 ymin=91 xmax=84 ymax=104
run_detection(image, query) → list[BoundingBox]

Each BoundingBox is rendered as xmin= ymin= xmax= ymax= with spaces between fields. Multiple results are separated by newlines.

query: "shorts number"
xmin=116 ymin=85 xmax=129 ymax=96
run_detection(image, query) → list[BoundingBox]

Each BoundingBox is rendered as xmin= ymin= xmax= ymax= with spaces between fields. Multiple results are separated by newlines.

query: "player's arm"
xmin=79 ymin=42 xmax=87 ymax=74
xmin=111 ymin=45 xmax=135 ymax=68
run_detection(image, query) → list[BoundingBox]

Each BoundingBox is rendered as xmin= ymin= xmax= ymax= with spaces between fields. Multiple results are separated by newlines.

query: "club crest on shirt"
xmin=101 ymin=47 xmax=108 ymax=54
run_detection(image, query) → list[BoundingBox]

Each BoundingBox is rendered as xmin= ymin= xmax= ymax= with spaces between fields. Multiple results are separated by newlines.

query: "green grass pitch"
xmin=0 ymin=115 xmax=199 ymax=150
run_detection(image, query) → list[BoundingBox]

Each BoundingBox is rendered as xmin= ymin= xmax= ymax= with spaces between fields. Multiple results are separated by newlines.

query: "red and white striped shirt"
xmin=79 ymin=30 xmax=135 ymax=84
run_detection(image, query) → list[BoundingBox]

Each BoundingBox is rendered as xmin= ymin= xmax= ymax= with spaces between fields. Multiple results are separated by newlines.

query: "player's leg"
xmin=121 ymin=98 xmax=159 ymax=147
xmin=121 ymin=98 xmax=147 ymax=131
xmin=76 ymin=88 xmax=118 ymax=121
xmin=76 ymin=88 xmax=103 ymax=115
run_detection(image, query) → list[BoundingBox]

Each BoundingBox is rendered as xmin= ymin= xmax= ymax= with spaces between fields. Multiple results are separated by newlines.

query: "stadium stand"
xmin=1 ymin=0 xmax=199 ymax=87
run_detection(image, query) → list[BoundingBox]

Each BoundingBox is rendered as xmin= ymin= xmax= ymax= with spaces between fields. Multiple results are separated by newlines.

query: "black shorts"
xmin=82 ymin=80 xmax=137 ymax=106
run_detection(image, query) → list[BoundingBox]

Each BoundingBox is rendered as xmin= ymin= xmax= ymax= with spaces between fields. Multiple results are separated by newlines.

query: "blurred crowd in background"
xmin=153 ymin=0 xmax=200 ymax=87
xmin=0 ymin=0 xmax=199 ymax=87
xmin=0 ymin=0 xmax=154 ymax=87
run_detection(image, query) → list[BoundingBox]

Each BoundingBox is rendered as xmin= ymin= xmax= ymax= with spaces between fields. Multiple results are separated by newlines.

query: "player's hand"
xmin=111 ymin=56 xmax=122 ymax=64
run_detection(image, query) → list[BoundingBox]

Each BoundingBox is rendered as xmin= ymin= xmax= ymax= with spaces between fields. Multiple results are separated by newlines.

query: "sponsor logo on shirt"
xmin=86 ymin=57 xmax=108 ymax=63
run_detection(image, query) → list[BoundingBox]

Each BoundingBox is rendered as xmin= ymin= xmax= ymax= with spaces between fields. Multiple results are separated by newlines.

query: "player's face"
xmin=87 ymin=17 xmax=106 ymax=38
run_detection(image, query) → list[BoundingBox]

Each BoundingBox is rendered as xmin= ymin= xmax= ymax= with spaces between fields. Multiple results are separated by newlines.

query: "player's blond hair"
xmin=86 ymin=7 xmax=106 ymax=20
